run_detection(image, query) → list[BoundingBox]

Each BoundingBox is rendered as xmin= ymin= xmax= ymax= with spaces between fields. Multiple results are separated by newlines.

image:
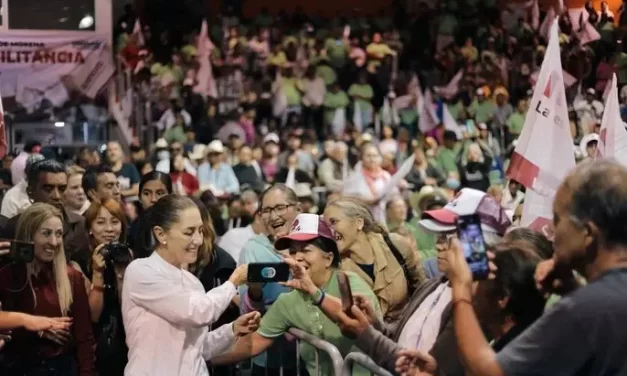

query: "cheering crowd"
xmin=0 ymin=0 xmax=627 ymax=375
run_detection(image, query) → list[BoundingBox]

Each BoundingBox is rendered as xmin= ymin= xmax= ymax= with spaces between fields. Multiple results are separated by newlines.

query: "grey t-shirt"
xmin=496 ymin=268 xmax=627 ymax=376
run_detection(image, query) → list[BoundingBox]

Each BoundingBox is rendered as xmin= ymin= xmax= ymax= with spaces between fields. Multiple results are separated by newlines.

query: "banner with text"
xmin=0 ymin=32 xmax=115 ymax=112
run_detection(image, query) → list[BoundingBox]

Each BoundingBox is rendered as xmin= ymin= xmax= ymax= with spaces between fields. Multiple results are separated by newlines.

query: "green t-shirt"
xmin=469 ymin=100 xmax=495 ymax=125
xmin=324 ymin=38 xmax=348 ymax=68
xmin=616 ymin=53 xmax=627 ymax=85
xmin=348 ymin=84 xmax=374 ymax=110
xmin=257 ymin=270 xmax=381 ymax=376
xmin=163 ymin=125 xmax=186 ymax=144
xmin=435 ymin=146 xmax=460 ymax=175
xmin=447 ymin=101 xmax=465 ymax=121
xmin=506 ymin=112 xmax=525 ymax=136
xmin=324 ymin=91 xmax=350 ymax=124
xmin=408 ymin=218 xmax=437 ymax=260
xmin=282 ymin=78 xmax=302 ymax=106
xmin=438 ymin=14 xmax=458 ymax=36
xmin=316 ymin=64 xmax=337 ymax=86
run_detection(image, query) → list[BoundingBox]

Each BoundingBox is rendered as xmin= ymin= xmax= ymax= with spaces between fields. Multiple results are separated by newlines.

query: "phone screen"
xmin=247 ymin=263 xmax=291 ymax=283
xmin=456 ymin=214 xmax=489 ymax=280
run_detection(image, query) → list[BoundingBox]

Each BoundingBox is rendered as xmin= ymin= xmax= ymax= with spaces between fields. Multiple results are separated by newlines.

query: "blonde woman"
xmin=457 ymin=142 xmax=492 ymax=192
xmin=324 ymin=197 xmax=426 ymax=322
xmin=0 ymin=203 xmax=95 ymax=375
xmin=63 ymin=165 xmax=90 ymax=216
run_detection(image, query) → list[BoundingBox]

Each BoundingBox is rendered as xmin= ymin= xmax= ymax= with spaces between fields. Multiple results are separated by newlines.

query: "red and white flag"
xmin=194 ymin=19 xmax=218 ymax=99
xmin=418 ymin=88 xmax=438 ymax=133
xmin=132 ymin=19 xmax=145 ymax=47
xmin=596 ymin=74 xmax=627 ymax=165
xmin=0 ymin=91 xmax=7 ymax=159
xmin=507 ymin=20 xmax=575 ymax=234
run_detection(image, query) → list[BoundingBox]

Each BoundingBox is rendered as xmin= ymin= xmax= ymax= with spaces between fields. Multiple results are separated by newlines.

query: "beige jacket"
xmin=340 ymin=232 xmax=426 ymax=322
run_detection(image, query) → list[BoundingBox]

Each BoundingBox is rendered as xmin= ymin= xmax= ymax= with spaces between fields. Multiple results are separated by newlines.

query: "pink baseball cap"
xmin=419 ymin=188 xmax=511 ymax=235
xmin=275 ymin=213 xmax=336 ymax=250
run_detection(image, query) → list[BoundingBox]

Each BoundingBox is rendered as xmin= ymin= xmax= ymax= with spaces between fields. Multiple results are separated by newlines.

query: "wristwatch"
xmin=311 ymin=289 xmax=325 ymax=306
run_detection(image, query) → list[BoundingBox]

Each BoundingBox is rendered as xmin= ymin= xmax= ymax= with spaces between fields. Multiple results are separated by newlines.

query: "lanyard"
xmin=415 ymin=284 xmax=448 ymax=349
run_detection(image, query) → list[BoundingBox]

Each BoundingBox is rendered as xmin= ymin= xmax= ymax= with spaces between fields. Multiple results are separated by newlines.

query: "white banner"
xmin=597 ymin=74 xmax=627 ymax=166
xmin=507 ymin=20 xmax=575 ymax=234
xmin=0 ymin=32 xmax=115 ymax=111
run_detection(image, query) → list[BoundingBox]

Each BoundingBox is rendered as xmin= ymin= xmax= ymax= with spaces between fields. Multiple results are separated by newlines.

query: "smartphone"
xmin=247 ymin=263 xmax=290 ymax=283
xmin=337 ymin=272 xmax=354 ymax=314
xmin=1 ymin=240 xmax=35 ymax=263
xmin=456 ymin=214 xmax=489 ymax=280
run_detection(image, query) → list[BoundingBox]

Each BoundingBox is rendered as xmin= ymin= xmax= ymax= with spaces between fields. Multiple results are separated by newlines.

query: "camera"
xmin=99 ymin=242 xmax=132 ymax=262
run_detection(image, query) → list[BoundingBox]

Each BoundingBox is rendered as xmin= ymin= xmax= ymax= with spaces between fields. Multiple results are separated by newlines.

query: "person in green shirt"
xmin=506 ymin=99 xmax=527 ymax=138
xmin=469 ymin=88 xmax=494 ymax=125
xmin=348 ymin=72 xmax=374 ymax=127
xmin=211 ymin=213 xmax=381 ymax=376
xmin=435 ymin=130 xmax=461 ymax=175
xmin=323 ymin=82 xmax=350 ymax=126
xmin=163 ymin=114 xmax=187 ymax=144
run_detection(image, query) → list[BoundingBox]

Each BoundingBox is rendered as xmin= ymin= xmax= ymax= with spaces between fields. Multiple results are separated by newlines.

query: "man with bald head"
xmin=414 ymin=159 xmax=627 ymax=376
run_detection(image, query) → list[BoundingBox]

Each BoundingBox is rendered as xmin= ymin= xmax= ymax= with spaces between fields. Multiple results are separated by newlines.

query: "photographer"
xmin=84 ymin=199 xmax=131 ymax=375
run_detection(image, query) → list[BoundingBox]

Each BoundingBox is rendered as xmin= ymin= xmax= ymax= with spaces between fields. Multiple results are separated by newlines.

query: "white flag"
xmin=507 ymin=20 xmax=575 ymax=233
xmin=132 ymin=19 xmax=145 ymax=47
xmin=597 ymin=74 xmax=627 ymax=166
xmin=434 ymin=70 xmax=463 ymax=100
xmin=531 ymin=0 xmax=540 ymax=30
xmin=193 ymin=19 xmax=218 ymax=99
xmin=539 ymin=8 xmax=556 ymax=40
xmin=442 ymin=105 xmax=463 ymax=139
xmin=418 ymin=89 xmax=438 ymax=133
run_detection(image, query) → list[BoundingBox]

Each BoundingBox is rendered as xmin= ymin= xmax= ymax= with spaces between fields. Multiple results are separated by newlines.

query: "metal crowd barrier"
xmin=341 ymin=352 xmax=394 ymax=376
xmin=288 ymin=328 xmax=344 ymax=376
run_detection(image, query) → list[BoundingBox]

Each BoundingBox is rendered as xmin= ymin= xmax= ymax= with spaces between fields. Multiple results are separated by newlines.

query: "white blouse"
xmin=122 ymin=252 xmax=237 ymax=376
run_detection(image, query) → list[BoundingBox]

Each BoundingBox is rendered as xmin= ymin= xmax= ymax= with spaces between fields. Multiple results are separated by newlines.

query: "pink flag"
xmin=596 ymin=74 xmax=627 ymax=166
xmin=507 ymin=20 xmax=575 ymax=233
xmin=434 ymin=70 xmax=463 ymax=100
xmin=0 ymin=91 xmax=7 ymax=159
xmin=132 ymin=19 xmax=145 ymax=47
xmin=418 ymin=89 xmax=438 ymax=134
xmin=193 ymin=19 xmax=218 ymax=99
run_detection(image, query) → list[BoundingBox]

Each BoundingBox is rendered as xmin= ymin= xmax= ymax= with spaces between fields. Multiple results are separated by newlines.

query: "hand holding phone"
xmin=0 ymin=240 xmax=34 ymax=263
xmin=455 ymin=214 xmax=490 ymax=280
xmin=337 ymin=272 xmax=354 ymax=315
xmin=247 ymin=263 xmax=291 ymax=283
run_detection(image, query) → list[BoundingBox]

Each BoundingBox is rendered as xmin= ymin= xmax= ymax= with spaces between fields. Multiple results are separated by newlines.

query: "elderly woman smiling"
xmin=212 ymin=213 xmax=381 ymax=375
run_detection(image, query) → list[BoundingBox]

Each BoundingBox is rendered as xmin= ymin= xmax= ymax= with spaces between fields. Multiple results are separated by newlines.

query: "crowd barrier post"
xmin=288 ymin=328 xmax=344 ymax=376
xmin=341 ymin=352 xmax=394 ymax=376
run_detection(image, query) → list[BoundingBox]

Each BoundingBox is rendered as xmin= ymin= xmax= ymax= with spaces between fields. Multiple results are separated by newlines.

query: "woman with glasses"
xmin=212 ymin=213 xmax=381 ymax=376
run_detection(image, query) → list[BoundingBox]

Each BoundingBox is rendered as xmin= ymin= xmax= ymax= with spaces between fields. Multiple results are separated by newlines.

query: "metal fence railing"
xmin=288 ymin=328 xmax=344 ymax=376
xmin=341 ymin=352 xmax=394 ymax=376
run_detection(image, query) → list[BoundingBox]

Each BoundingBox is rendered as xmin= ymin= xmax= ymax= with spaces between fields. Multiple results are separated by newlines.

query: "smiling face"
xmin=323 ymin=205 xmax=361 ymax=254
xmin=361 ymin=144 xmax=382 ymax=171
xmin=33 ymin=216 xmax=64 ymax=263
xmin=260 ymin=189 xmax=299 ymax=238
xmin=155 ymin=207 xmax=204 ymax=266
xmin=90 ymin=206 xmax=123 ymax=246
xmin=289 ymin=241 xmax=334 ymax=281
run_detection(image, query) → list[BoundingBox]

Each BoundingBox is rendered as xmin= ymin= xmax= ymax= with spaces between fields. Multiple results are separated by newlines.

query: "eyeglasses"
xmin=260 ymin=204 xmax=295 ymax=218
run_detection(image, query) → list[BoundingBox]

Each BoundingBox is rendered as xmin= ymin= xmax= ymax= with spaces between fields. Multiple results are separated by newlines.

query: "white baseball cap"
xmin=419 ymin=188 xmax=511 ymax=235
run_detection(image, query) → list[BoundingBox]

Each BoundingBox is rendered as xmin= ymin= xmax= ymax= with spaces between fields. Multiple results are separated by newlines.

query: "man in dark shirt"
xmin=82 ymin=164 xmax=121 ymax=203
xmin=400 ymin=160 xmax=627 ymax=376
xmin=0 ymin=159 xmax=91 ymax=272
xmin=106 ymin=141 xmax=140 ymax=200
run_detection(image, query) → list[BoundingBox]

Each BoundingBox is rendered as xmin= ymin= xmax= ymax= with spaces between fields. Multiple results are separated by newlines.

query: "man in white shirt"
xmin=218 ymin=210 xmax=265 ymax=262
xmin=10 ymin=141 xmax=42 ymax=185
xmin=1 ymin=154 xmax=45 ymax=218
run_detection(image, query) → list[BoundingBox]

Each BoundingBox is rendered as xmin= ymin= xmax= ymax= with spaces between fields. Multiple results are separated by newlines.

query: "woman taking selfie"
xmin=211 ymin=213 xmax=381 ymax=376
xmin=84 ymin=199 xmax=132 ymax=375
xmin=188 ymin=197 xmax=240 ymax=376
xmin=324 ymin=197 xmax=426 ymax=322
xmin=122 ymin=195 xmax=259 ymax=375
xmin=129 ymin=171 xmax=172 ymax=257
xmin=0 ymin=203 xmax=95 ymax=375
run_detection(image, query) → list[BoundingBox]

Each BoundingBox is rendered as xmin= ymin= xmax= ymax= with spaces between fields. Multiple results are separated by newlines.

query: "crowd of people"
xmin=0 ymin=0 xmax=626 ymax=375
